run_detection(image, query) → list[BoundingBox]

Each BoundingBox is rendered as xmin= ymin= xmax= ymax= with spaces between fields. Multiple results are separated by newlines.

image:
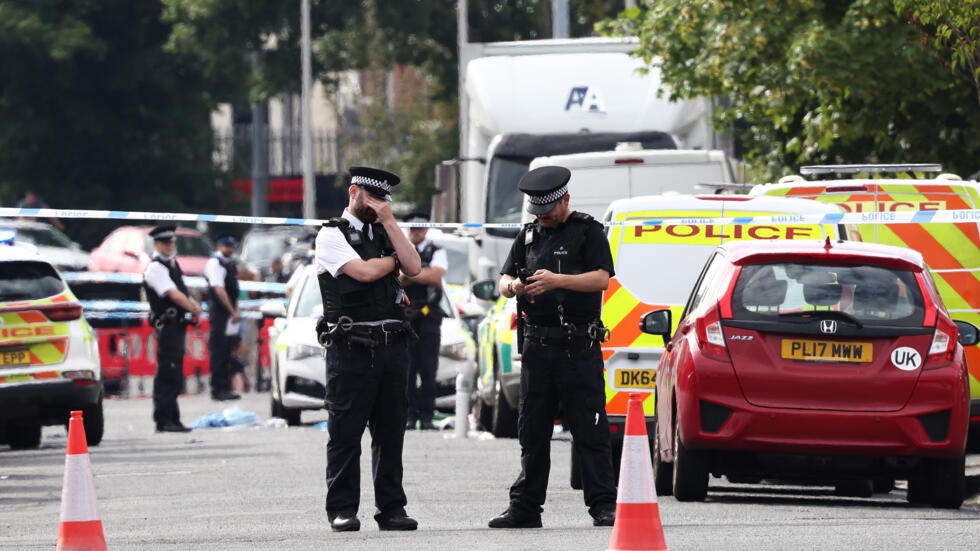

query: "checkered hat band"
xmin=352 ymin=175 xmax=391 ymax=193
xmin=528 ymin=185 xmax=567 ymax=205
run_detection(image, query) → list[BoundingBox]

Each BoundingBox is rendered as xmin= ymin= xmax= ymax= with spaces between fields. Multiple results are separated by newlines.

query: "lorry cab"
xmin=749 ymin=165 xmax=980 ymax=435
xmin=598 ymin=195 xmax=846 ymax=461
xmin=522 ymin=148 xmax=734 ymax=222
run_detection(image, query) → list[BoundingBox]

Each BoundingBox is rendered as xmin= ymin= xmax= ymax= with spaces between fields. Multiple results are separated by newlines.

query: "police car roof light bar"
xmin=800 ymin=164 xmax=943 ymax=176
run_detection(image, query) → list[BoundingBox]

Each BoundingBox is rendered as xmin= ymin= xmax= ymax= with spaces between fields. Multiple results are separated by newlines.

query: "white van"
xmin=522 ymin=148 xmax=734 ymax=222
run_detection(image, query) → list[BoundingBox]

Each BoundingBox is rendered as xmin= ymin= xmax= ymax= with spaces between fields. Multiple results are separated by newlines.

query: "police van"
xmin=593 ymin=194 xmax=844 ymax=481
xmin=749 ymin=165 xmax=980 ymax=438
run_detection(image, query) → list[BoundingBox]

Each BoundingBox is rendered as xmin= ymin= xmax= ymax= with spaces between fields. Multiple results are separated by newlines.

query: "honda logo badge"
xmin=819 ymin=319 xmax=837 ymax=334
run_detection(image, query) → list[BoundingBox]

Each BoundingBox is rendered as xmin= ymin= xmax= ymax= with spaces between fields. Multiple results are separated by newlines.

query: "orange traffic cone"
xmin=56 ymin=410 xmax=107 ymax=551
xmin=606 ymin=393 xmax=669 ymax=551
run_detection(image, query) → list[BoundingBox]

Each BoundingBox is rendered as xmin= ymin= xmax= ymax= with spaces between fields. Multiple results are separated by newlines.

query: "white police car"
xmin=0 ymin=231 xmax=103 ymax=449
xmin=265 ymin=265 xmax=475 ymax=425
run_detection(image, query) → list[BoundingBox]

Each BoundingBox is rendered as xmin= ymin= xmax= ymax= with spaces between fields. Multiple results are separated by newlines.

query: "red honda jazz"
xmin=644 ymin=239 xmax=978 ymax=509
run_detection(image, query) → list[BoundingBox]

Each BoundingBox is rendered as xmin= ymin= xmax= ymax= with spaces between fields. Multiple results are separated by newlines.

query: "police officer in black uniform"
xmin=143 ymin=224 xmax=203 ymax=433
xmin=205 ymin=234 xmax=242 ymax=401
xmin=488 ymin=166 xmax=618 ymax=529
xmin=315 ymin=166 xmax=422 ymax=532
xmin=401 ymin=212 xmax=448 ymax=431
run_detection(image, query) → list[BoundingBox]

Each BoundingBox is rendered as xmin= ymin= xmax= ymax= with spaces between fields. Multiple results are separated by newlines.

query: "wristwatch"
xmin=507 ymin=281 xmax=514 ymax=296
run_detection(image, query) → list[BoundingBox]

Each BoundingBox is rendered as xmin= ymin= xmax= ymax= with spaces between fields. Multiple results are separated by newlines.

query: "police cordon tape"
xmin=3 ymin=206 xmax=979 ymax=229
xmin=61 ymin=272 xmax=287 ymax=294
xmin=78 ymin=299 xmax=282 ymax=312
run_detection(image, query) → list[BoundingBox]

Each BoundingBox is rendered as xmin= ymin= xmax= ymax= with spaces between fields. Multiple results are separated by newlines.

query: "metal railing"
xmin=214 ymin=126 xmax=339 ymax=177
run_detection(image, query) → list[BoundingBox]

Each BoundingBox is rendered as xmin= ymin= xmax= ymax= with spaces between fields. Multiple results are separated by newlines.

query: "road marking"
xmin=96 ymin=471 xmax=192 ymax=478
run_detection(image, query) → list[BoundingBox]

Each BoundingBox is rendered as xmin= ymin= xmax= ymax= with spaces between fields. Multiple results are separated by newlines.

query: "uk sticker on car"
xmin=890 ymin=347 xmax=922 ymax=371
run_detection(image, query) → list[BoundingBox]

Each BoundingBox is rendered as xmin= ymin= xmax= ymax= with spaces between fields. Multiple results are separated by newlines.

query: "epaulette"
xmin=322 ymin=217 xmax=349 ymax=228
xmin=568 ymin=211 xmax=595 ymax=223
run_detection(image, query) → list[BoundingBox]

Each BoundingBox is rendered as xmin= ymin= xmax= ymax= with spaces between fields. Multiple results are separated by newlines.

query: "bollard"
xmin=453 ymin=371 xmax=472 ymax=439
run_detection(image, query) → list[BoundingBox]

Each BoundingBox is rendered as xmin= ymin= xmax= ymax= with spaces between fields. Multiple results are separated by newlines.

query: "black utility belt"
xmin=523 ymin=320 xmax=609 ymax=343
xmin=150 ymin=307 xmax=194 ymax=329
xmin=319 ymin=318 xmax=413 ymax=348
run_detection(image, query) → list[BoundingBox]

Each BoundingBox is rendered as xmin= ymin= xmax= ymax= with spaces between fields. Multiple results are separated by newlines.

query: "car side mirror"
xmin=640 ymin=309 xmax=672 ymax=343
xmin=260 ymin=300 xmax=287 ymax=319
xmin=954 ymin=320 xmax=979 ymax=347
xmin=470 ymin=279 xmax=499 ymax=302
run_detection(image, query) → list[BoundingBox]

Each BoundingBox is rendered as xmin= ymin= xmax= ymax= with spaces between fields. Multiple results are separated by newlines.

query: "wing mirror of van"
xmin=470 ymin=279 xmax=499 ymax=302
xmin=640 ymin=309 xmax=672 ymax=343
xmin=954 ymin=320 xmax=979 ymax=347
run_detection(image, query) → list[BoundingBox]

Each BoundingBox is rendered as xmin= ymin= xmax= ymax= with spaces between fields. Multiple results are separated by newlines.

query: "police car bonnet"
xmin=350 ymin=166 xmax=400 ymax=202
xmin=519 ymin=166 xmax=571 ymax=215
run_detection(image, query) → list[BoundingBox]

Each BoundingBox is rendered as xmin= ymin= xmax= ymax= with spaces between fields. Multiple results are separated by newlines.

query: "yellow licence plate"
xmin=0 ymin=349 xmax=31 ymax=367
xmin=781 ymin=339 xmax=873 ymax=363
xmin=614 ymin=368 xmax=656 ymax=390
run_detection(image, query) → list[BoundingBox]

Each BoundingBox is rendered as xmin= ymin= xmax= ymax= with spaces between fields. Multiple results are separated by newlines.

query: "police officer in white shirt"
xmin=400 ymin=213 xmax=448 ymax=431
xmin=143 ymin=224 xmax=203 ymax=432
xmin=315 ymin=166 xmax=421 ymax=533
xmin=204 ymin=234 xmax=242 ymax=401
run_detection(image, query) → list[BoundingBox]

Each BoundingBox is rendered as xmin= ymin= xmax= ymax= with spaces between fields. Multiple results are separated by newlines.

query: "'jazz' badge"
xmin=890 ymin=347 xmax=921 ymax=371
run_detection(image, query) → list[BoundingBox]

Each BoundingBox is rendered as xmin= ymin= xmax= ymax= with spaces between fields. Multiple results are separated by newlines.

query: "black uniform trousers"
xmin=406 ymin=315 xmax=441 ymax=424
xmin=153 ymin=324 xmax=186 ymax=428
xmin=208 ymin=309 xmax=232 ymax=396
xmin=325 ymin=336 xmax=409 ymax=520
xmin=509 ymin=335 xmax=617 ymax=516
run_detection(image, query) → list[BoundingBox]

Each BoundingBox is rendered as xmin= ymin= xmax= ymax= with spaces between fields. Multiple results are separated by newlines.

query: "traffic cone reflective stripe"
xmin=57 ymin=410 xmax=107 ymax=551
xmin=606 ymin=393 xmax=669 ymax=551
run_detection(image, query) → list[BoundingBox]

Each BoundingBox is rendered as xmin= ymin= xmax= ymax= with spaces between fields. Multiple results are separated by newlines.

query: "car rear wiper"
xmin=778 ymin=310 xmax=864 ymax=329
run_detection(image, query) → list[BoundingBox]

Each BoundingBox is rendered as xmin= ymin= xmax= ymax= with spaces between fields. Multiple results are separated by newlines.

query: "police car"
xmin=265 ymin=265 xmax=476 ymax=425
xmin=0 ymin=232 xmax=103 ymax=449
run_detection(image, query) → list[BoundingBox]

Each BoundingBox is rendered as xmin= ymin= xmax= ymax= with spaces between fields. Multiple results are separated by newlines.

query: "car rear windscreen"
xmin=0 ymin=261 xmax=66 ymax=301
xmin=732 ymin=263 xmax=925 ymax=327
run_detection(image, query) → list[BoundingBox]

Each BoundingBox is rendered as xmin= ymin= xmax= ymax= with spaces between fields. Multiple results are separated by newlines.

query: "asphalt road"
xmin=2 ymin=391 xmax=980 ymax=550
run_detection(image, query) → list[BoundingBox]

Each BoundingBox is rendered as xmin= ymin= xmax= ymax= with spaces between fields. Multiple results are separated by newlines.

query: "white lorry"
xmin=441 ymin=37 xmax=725 ymax=280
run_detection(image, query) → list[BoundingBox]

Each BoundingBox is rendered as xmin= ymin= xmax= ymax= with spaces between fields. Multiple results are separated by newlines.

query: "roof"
xmin=111 ymin=225 xmax=203 ymax=236
xmin=530 ymin=148 xmax=726 ymax=170
xmin=492 ymin=132 xmax=675 ymax=159
xmin=0 ymin=244 xmax=47 ymax=263
xmin=604 ymin=194 xmax=843 ymax=218
xmin=720 ymin=239 xmax=926 ymax=271
xmin=750 ymin=176 xmax=980 ymax=196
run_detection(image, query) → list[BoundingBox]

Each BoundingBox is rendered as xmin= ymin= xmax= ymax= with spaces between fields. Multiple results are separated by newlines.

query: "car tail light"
xmin=925 ymin=316 xmax=958 ymax=369
xmin=510 ymin=312 xmax=518 ymax=331
xmin=42 ymin=303 xmax=83 ymax=322
xmin=695 ymin=305 xmax=729 ymax=361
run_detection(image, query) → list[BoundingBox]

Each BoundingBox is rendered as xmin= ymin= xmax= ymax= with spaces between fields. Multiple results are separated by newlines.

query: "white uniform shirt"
xmin=316 ymin=209 xmax=371 ymax=277
xmin=204 ymin=254 xmax=229 ymax=288
xmin=417 ymin=239 xmax=448 ymax=272
xmin=144 ymin=253 xmax=178 ymax=297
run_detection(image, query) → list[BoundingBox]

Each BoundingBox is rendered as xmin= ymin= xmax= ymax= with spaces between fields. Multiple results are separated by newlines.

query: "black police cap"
xmin=350 ymin=166 xmax=400 ymax=201
xmin=519 ymin=165 xmax=571 ymax=215
xmin=149 ymin=224 xmax=177 ymax=242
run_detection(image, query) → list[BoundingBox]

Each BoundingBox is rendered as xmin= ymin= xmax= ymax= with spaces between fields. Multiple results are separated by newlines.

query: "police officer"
xmin=400 ymin=212 xmax=448 ymax=431
xmin=315 ymin=166 xmax=422 ymax=532
xmin=143 ymin=224 xmax=203 ymax=433
xmin=488 ymin=166 xmax=617 ymax=529
xmin=204 ymin=234 xmax=242 ymax=401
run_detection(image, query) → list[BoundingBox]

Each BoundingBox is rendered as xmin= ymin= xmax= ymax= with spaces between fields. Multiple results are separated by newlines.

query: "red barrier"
xmin=183 ymin=318 xmax=211 ymax=380
xmin=95 ymin=319 xmax=213 ymax=383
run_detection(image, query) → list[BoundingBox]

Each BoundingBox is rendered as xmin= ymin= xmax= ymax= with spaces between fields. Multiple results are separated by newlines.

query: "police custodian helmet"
xmin=519 ymin=166 xmax=572 ymax=215
xmin=350 ymin=166 xmax=400 ymax=202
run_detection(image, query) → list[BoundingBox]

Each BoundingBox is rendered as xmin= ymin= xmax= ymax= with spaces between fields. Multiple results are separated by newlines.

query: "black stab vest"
xmin=403 ymin=242 xmax=444 ymax=317
xmin=144 ymin=256 xmax=189 ymax=317
xmin=518 ymin=211 xmax=602 ymax=325
xmin=207 ymin=254 xmax=239 ymax=316
xmin=317 ymin=218 xmax=404 ymax=323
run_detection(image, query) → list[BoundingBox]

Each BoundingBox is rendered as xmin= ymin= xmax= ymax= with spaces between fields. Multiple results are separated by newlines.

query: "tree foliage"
xmin=895 ymin=0 xmax=980 ymax=110
xmin=0 ymin=0 xmax=220 ymax=247
xmin=599 ymin=0 xmax=980 ymax=181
